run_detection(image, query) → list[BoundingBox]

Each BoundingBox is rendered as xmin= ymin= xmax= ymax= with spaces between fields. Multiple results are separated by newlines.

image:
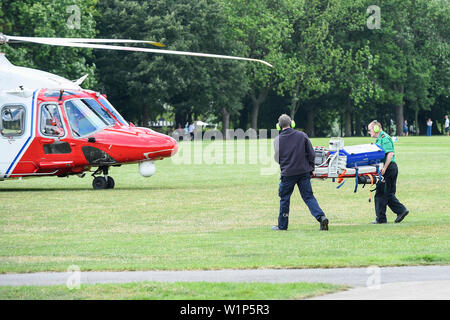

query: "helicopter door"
xmin=0 ymin=100 xmax=33 ymax=179
xmin=40 ymin=103 xmax=65 ymax=138
xmin=39 ymin=103 xmax=72 ymax=155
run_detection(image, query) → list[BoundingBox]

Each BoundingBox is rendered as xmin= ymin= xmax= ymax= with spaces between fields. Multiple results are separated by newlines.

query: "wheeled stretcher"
xmin=311 ymin=138 xmax=385 ymax=201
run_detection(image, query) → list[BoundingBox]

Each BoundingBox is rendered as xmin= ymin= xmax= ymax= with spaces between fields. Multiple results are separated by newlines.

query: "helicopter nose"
xmin=139 ymin=134 xmax=177 ymax=178
xmin=143 ymin=133 xmax=178 ymax=159
xmin=161 ymin=136 xmax=178 ymax=156
xmin=161 ymin=135 xmax=178 ymax=156
xmin=170 ymin=137 xmax=178 ymax=156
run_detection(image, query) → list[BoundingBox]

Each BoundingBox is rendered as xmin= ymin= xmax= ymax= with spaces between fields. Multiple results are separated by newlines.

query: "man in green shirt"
xmin=368 ymin=120 xmax=409 ymax=224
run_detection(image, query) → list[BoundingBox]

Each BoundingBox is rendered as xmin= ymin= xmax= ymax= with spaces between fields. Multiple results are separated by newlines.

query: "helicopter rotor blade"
xmin=2 ymin=34 xmax=273 ymax=68
xmin=5 ymin=35 xmax=165 ymax=47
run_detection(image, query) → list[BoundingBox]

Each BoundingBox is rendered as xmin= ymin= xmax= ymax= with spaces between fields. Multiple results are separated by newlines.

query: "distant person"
xmin=427 ymin=118 xmax=432 ymax=136
xmin=188 ymin=122 xmax=195 ymax=140
xmin=272 ymin=114 xmax=329 ymax=231
xmin=409 ymin=124 xmax=415 ymax=135
xmin=368 ymin=120 xmax=409 ymax=224
xmin=403 ymin=120 xmax=408 ymax=136
xmin=362 ymin=125 xmax=368 ymax=136
xmin=445 ymin=115 xmax=449 ymax=136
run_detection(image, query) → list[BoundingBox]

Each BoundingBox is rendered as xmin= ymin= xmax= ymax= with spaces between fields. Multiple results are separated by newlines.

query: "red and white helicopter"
xmin=0 ymin=34 xmax=271 ymax=189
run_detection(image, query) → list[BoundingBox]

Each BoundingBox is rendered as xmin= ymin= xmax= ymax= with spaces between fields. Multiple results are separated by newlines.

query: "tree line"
xmin=1 ymin=0 xmax=449 ymax=137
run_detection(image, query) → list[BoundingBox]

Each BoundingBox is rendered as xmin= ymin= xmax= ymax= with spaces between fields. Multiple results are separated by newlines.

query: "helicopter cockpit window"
xmin=1 ymin=105 xmax=25 ymax=137
xmin=65 ymin=99 xmax=109 ymax=138
xmin=82 ymin=99 xmax=116 ymax=126
xmin=40 ymin=104 xmax=65 ymax=137
xmin=98 ymin=97 xmax=129 ymax=126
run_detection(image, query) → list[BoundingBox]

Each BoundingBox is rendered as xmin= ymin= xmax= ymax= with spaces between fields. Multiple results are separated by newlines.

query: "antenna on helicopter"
xmin=73 ymin=74 xmax=89 ymax=86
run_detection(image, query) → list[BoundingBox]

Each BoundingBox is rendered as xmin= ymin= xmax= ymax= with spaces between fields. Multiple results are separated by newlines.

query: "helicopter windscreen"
xmin=82 ymin=99 xmax=116 ymax=126
xmin=65 ymin=99 xmax=109 ymax=137
xmin=98 ymin=97 xmax=129 ymax=126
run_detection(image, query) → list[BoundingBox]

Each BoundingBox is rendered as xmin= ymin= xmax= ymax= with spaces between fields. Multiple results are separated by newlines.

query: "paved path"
xmin=311 ymin=280 xmax=450 ymax=300
xmin=1 ymin=265 xmax=449 ymax=299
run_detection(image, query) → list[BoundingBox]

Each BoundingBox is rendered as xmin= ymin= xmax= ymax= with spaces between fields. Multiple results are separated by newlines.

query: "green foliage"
xmin=1 ymin=0 xmax=98 ymax=88
xmin=1 ymin=0 xmax=448 ymax=134
xmin=95 ymin=0 xmax=248 ymax=127
xmin=361 ymin=0 xmax=449 ymax=134
xmin=222 ymin=0 xmax=292 ymax=129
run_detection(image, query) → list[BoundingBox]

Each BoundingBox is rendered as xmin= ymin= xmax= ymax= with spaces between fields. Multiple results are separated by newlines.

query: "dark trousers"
xmin=278 ymin=173 xmax=325 ymax=230
xmin=374 ymin=162 xmax=408 ymax=222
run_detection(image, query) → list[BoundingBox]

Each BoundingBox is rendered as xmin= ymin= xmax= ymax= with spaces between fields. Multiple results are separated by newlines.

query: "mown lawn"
xmin=0 ymin=281 xmax=346 ymax=300
xmin=0 ymin=136 xmax=449 ymax=274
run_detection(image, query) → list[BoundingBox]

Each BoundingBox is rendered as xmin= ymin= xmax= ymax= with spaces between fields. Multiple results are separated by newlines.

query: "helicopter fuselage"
xmin=0 ymin=88 xmax=178 ymax=187
xmin=0 ymin=30 xmax=272 ymax=189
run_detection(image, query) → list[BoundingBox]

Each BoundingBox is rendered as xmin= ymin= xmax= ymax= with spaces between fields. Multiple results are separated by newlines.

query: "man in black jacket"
xmin=273 ymin=114 xmax=329 ymax=231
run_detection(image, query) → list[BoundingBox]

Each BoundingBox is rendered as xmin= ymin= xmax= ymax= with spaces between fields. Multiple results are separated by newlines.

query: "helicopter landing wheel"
xmin=92 ymin=176 xmax=115 ymax=190
xmin=92 ymin=166 xmax=115 ymax=190
xmin=93 ymin=176 xmax=107 ymax=190
xmin=106 ymin=176 xmax=115 ymax=189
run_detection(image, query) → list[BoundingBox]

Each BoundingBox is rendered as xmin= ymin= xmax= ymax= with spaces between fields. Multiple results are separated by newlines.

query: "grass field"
xmin=0 ymin=281 xmax=346 ymax=300
xmin=0 ymin=136 xmax=449 ymax=273
xmin=0 ymin=136 xmax=449 ymax=298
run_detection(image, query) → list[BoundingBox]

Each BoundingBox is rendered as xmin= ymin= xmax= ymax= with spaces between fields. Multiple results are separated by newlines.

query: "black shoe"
xmin=319 ymin=217 xmax=329 ymax=231
xmin=272 ymin=226 xmax=287 ymax=231
xmin=371 ymin=220 xmax=387 ymax=224
xmin=395 ymin=210 xmax=409 ymax=223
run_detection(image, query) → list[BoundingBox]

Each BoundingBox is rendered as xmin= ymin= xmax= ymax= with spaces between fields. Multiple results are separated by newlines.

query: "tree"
xmin=1 ymin=0 xmax=98 ymax=88
xmin=326 ymin=0 xmax=381 ymax=137
xmin=223 ymin=0 xmax=290 ymax=130
xmin=96 ymin=0 xmax=176 ymax=125
xmin=96 ymin=0 xmax=248 ymax=130
xmin=364 ymin=0 xmax=447 ymax=135
xmin=414 ymin=0 xmax=450 ymax=134
xmin=275 ymin=0 xmax=339 ymax=136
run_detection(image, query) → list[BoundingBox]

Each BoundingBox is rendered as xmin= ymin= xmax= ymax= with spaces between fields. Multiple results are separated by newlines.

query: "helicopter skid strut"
xmin=92 ymin=166 xmax=115 ymax=190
